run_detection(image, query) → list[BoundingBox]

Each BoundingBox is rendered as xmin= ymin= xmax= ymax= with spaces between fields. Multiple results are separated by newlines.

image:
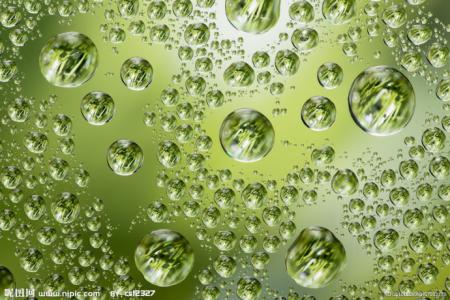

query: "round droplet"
xmin=173 ymin=0 xmax=193 ymax=17
xmin=317 ymin=63 xmax=343 ymax=89
xmin=213 ymin=255 xmax=236 ymax=278
xmin=51 ymin=192 xmax=80 ymax=224
xmin=436 ymin=78 xmax=450 ymax=102
xmin=81 ymin=91 xmax=115 ymax=125
xmin=242 ymin=182 xmax=267 ymax=209
xmin=224 ymin=62 xmax=255 ymax=87
xmin=39 ymin=32 xmax=98 ymax=88
xmin=407 ymin=24 xmax=432 ymax=46
xmin=120 ymin=57 xmax=153 ymax=91
xmin=225 ymin=0 xmax=280 ymax=34
xmin=331 ymin=169 xmax=358 ymax=195
xmin=24 ymin=132 xmax=48 ymax=154
xmin=382 ymin=5 xmax=407 ymax=29
xmin=374 ymin=229 xmax=399 ymax=252
xmin=236 ymin=277 xmax=262 ymax=300
xmin=158 ymin=141 xmax=181 ymax=168
xmin=147 ymin=0 xmax=167 ymax=19
xmin=184 ymin=23 xmax=210 ymax=45
xmin=135 ymin=229 xmax=194 ymax=287
xmin=289 ymin=1 xmax=314 ymax=24
xmin=301 ymin=96 xmax=336 ymax=131
xmin=322 ymin=0 xmax=355 ymax=25
xmin=107 ymin=140 xmax=144 ymax=176
xmin=0 ymin=266 xmax=15 ymax=296
xmin=291 ymin=28 xmax=318 ymax=52
xmin=417 ymin=263 xmax=438 ymax=285
xmin=1 ymin=166 xmax=22 ymax=190
xmin=285 ymin=226 xmax=346 ymax=288
xmin=422 ymin=127 xmax=445 ymax=153
xmin=349 ymin=66 xmax=415 ymax=136
xmin=427 ymin=43 xmax=449 ymax=68
xmin=19 ymin=248 xmax=43 ymax=272
xmin=118 ymin=0 xmax=139 ymax=18
xmin=220 ymin=108 xmax=274 ymax=162
xmin=275 ymin=50 xmax=300 ymax=75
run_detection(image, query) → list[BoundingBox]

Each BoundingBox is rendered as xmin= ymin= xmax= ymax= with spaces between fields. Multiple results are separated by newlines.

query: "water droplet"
xmin=224 ymin=62 xmax=255 ymax=87
xmin=236 ymin=277 xmax=262 ymax=300
xmin=317 ymin=63 xmax=343 ymax=89
xmin=107 ymin=140 xmax=144 ymax=176
xmin=135 ymin=229 xmax=194 ymax=287
xmin=51 ymin=192 xmax=80 ymax=224
xmin=81 ymin=91 xmax=115 ymax=125
xmin=286 ymin=226 xmax=346 ymax=288
xmin=39 ymin=32 xmax=98 ymax=88
xmin=301 ymin=96 xmax=336 ymax=131
xmin=220 ymin=108 xmax=274 ymax=162
xmin=120 ymin=57 xmax=153 ymax=91
xmin=349 ymin=66 xmax=415 ymax=136
xmin=331 ymin=169 xmax=358 ymax=195
xmin=322 ymin=0 xmax=355 ymax=25
xmin=225 ymin=0 xmax=280 ymax=34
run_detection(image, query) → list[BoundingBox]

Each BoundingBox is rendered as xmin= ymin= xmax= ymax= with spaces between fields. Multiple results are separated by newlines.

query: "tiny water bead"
xmin=220 ymin=108 xmax=275 ymax=162
xmin=225 ymin=0 xmax=280 ymax=34
xmin=107 ymin=140 xmax=144 ymax=176
xmin=80 ymin=91 xmax=115 ymax=125
xmin=349 ymin=66 xmax=415 ymax=136
xmin=285 ymin=226 xmax=346 ymax=288
xmin=301 ymin=96 xmax=336 ymax=131
xmin=135 ymin=230 xmax=194 ymax=287
xmin=39 ymin=32 xmax=98 ymax=88
xmin=120 ymin=57 xmax=153 ymax=91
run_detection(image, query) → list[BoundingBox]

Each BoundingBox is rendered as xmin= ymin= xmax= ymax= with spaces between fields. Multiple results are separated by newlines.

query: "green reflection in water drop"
xmin=349 ymin=66 xmax=415 ymax=136
xmin=220 ymin=108 xmax=274 ymax=162
xmin=135 ymin=229 xmax=194 ymax=287
xmin=225 ymin=0 xmax=280 ymax=34
xmin=39 ymin=32 xmax=98 ymax=88
xmin=107 ymin=139 xmax=143 ymax=176
xmin=285 ymin=226 xmax=346 ymax=288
